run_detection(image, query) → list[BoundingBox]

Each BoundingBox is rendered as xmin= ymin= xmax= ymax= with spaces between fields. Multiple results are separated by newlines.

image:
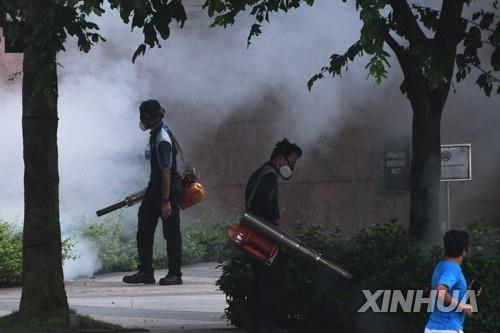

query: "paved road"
xmin=0 ymin=262 xmax=243 ymax=332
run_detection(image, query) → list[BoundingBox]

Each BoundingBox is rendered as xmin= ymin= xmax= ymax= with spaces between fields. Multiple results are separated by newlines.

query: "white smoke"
xmin=0 ymin=83 xmax=23 ymax=221
xmin=63 ymin=236 xmax=102 ymax=280
xmin=1 ymin=1 xmax=499 ymax=278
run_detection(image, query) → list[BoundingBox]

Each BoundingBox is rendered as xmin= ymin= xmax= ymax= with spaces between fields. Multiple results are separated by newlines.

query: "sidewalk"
xmin=0 ymin=262 xmax=243 ymax=332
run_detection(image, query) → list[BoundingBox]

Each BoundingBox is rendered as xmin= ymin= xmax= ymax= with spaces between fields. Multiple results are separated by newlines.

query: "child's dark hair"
xmin=270 ymin=138 xmax=303 ymax=160
xmin=443 ymin=230 xmax=469 ymax=257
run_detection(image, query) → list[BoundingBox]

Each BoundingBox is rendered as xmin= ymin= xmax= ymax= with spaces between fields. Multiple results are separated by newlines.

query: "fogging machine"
xmin=229 ymin=212 xmax=353 ymax=280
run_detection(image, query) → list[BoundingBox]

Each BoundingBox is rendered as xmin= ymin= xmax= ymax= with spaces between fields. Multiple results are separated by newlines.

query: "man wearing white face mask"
xmin=244 ymin=138 xmax=302 ymax=333
xmin=123 ymin=100 xmax=183 ymax=285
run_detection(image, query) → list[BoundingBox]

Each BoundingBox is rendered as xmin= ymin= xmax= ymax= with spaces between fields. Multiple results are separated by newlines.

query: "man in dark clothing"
xmin=245 ymin=138 xmax=303 ymax=333
xmin=123 ymin=99 xmax=183 ymax=285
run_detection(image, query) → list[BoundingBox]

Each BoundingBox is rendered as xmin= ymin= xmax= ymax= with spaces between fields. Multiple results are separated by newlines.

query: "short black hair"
xmin=443 ymin=230 xmax=469 ymax=257
xmin=270 ymin=138 xmax=303 ymax=160
xmin=139 ymin=99 xmax=163 ymax=116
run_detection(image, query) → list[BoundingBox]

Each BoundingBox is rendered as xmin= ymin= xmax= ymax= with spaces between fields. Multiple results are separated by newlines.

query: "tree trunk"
xmin=408 ymin=95 xmax=444 ymax=243
xmin=19 ymin=0 xmax=69 ymax=318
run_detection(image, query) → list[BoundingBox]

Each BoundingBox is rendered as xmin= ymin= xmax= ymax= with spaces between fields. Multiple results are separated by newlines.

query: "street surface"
xmin=0 ymin=262 xmax=242 ymax=332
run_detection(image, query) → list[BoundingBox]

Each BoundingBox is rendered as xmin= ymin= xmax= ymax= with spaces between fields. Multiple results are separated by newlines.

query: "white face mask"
xmin=279 ymin=164 xmax=293 ymax=180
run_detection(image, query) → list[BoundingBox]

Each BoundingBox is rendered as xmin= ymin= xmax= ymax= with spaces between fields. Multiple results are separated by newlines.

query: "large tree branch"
xmin=388 ymin=0 xmax=428 ymax=46
xmin=385 ymin=32 xmax=427 ymax=102
xmin=385 ymin=32 xmax=405 ymax=60
xmin=435 ymin=0 xmax=465 ymax=50
xmin=429 ymin=0 xmax=465 ymax=108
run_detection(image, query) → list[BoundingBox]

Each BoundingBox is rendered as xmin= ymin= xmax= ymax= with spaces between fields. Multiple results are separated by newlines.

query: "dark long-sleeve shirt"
xmin=245 ymin=162 xmax=280 ymax=224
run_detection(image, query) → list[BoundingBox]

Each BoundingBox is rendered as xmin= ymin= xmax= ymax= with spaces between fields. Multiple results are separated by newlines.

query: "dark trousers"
xmin=136 ymin=181 xmax=182 ymax=276
xmin=250 ymin=251 xmax=288 ymax=326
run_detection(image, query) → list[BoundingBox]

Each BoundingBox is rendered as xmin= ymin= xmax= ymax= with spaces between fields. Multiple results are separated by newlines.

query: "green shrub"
xmin=0 ymin=220 xmax=76 ymax=288
xmin=217 ymin=221 xmax=500 ymax=333
xmin=182 ymin=218 xmax=231 ymax=264
xmin=462 ymin=222 xmax=500 ymax=333
xmin=82 ymin=214 xmax=231 ymax=273
xmin=80 ymin=213 xmax=137 ymax=273
xmin=0 ymin=221 xmax=23 ymax=288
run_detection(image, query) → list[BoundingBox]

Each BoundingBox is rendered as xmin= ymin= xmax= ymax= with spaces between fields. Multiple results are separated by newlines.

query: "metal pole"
xmin=446 ymin=181 xmax=451 ymax=231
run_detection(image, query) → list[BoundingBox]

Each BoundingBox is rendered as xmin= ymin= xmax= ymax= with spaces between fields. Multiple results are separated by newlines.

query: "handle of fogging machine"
xmin=96 ymin=201 xmax=127 ymax=217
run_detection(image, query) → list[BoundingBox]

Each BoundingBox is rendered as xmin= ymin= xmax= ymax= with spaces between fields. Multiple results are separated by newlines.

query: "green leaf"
xmin=132 ymin=43 xmax=146 ymax=63
xmin=131 ymin=8 xmax=147 ymax=29
xmin=307 ymin=73 xmax=323 ymax=90
xmin=479 ymin=12 xmax=494 ymax=29
xmin=491 ymin=47 xmax=500 ymax=71
xmin=472 ymin=10 xmax=483 ymax=21
xmin=476 ymin=72 xmax=492 ymax=96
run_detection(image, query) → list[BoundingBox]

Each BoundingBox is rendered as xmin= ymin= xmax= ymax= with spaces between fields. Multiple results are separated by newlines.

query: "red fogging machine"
xmin=228 ymin=222 xmax=279 ymax=265
xmin=228 ymin=213 xmax=353 ymax=280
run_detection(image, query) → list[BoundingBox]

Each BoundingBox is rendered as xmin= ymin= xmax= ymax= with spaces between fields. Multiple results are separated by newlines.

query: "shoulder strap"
xmin=165 ymin=127 xmax=187 ymax=166
xmin=156 ymin=124 xmax=189 ymax=169
xmin=246 ymin=165 xmax=278 ymax=210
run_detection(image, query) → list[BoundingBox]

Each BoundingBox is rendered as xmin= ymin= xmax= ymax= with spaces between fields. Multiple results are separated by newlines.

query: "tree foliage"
xmin=0 ymin=220 xmax=76 ymax=288
xmin=203 ymin=0 xmax=500 ymax=96
xmin=0 ymin=0 xmax=187 ymax=62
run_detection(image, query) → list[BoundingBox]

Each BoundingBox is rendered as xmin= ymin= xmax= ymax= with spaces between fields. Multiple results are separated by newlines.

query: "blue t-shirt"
xmin=426 ymin=260 xmax=467 ymax=330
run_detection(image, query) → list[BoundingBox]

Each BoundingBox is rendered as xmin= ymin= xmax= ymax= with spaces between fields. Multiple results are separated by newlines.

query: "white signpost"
xmin=440 ymin=144 xmax=472 ymax=230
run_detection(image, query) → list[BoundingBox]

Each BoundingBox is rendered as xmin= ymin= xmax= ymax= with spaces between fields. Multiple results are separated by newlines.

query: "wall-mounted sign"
xmin=384 ymin=137 xmax=410 ymax=191
xmin=440 ymin=144 xmax=472 ymax=181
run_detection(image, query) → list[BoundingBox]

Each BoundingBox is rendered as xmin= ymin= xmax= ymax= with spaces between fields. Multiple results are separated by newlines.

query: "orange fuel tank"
xmin=179 ymin=181 xmax=205 ymax=210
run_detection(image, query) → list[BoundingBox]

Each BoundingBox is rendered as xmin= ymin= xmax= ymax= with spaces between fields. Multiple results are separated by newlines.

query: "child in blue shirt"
xmin=425 ymin=230 xmax=474 ymax=333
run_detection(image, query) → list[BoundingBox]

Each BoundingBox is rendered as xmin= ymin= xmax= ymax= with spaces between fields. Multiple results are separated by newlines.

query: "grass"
xmin=0 ymin=310 xmax=125 ymax=333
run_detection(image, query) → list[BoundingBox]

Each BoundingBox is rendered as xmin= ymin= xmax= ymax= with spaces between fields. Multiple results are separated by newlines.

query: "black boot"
xmin=123 ymin=271 xmax=155 ymax=284
xmin=159 ymin=274 xmax=183 ymax=285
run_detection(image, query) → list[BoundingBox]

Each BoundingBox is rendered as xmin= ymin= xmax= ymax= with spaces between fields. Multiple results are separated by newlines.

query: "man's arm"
xmin=435 ymin=284 xmax=473 ymax=317
xmin=160 ymin=165 xmax=172 ymax=219
xmin=157 ymin=139 xmax=173 ymax=219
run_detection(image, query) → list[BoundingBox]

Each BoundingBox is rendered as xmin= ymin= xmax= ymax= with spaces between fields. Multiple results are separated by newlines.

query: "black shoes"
xmin=122 ymin=271 xmax=183 ymax=285
xmin=122 ymin=271 xmax=156 ymax=284
xmin=159 ymin=274 xmax=183 ymax=285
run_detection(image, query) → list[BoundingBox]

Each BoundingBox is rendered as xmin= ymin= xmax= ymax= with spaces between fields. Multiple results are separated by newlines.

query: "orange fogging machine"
xmin=95 ymin=170 xmax=205 ymax=217
xmin=228 ymin=213 xmax=353 ymax=280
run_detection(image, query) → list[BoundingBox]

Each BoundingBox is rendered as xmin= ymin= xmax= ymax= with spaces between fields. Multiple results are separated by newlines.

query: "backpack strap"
xmin=165 ymin=126 xmax=188 ymax=167
xmin=155 ymin=123 xmax=189 ymax=170
xmin=246 ymin=164 xmax=278 ymax=210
